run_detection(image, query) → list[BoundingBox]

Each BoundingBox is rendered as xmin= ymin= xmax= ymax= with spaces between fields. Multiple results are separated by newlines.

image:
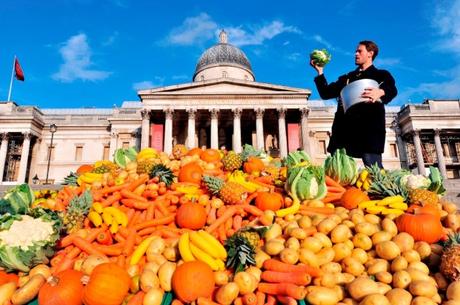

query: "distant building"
xmin=0 ymin=31 xmax=459 ymax=184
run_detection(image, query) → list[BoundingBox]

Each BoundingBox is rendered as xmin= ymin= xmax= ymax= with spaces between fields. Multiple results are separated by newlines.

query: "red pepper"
xmin=96 ymin=230 xmax=113 ymax=245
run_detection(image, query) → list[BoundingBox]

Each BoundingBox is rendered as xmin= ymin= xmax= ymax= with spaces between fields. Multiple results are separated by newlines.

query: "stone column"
xmin=232 ymin=108 xmax=242 ymax=153
xmin=187 ymin=108 xmax=197 ymax=149
xmin=109 ymin=131 xmax=118 ymax=159
xmin=278 ymin=108 xmax=288 ymax=158
xmin=210 ymin=109 xmax=219 ymax=149
xmin=17 ymin=132 xmax=32 ymax=183
xmin=0 ymin=133 xmax=9 ymax=183
xmin=412 ymin=130 xmax=426 ymax=176
xmin=164 ymin=109 xmax=174 ymax=154
xmin=300 ymin=108 xmax=311 ymax=154
xmin=393 ymin=123 xmax=408 ymax=168
xmin=434 ymin=129 xmax=447 ymax=179
xmin=255 ymin=108 xmax=265 ymax=151
xmin=140 ymin=109 xmax=150 ymax=149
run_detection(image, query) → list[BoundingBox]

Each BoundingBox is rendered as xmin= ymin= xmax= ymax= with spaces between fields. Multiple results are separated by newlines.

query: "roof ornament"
xmin=219 ymin=30 xmax=228 ymax=44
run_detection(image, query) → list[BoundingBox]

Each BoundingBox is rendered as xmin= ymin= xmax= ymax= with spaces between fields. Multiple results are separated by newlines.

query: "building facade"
xmin=1 ymin=32 xmax=459 ymax=184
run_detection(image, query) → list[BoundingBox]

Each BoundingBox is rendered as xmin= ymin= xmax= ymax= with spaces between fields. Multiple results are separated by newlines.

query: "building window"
xmin=103 ymin=145 xmax=110 ymax=160
xmin=390 ymin=143 xmax=398 ymax=158
xmin=46 ymin=145 xmax=55 ymax=161
xmin=318 ymin=140 xmax=327 ymax=154
xmin=75 ymin=145 xmax=83 ymax=161
xmin=222 ymin=71 xmax=227 ymax=78
xmin=200 ymin=75 xmax=205 ymax=81
xmin=122 ymin=141 xmax=130 ymax=149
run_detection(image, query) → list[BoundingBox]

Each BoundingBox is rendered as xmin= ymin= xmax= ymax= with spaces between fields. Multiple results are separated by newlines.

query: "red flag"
xmin=14 ymin=58 xmax=25 ymax=81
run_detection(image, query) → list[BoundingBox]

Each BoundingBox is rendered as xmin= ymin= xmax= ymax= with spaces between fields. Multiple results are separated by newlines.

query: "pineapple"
xmin=172 ymin=144 xmax=188 ymax=160
xmin=440 ymin=233 xmax=460 ymax=281
xmin=225 ymin=233 xmax=255 ymax=273
xmin=62 ymin=190 xmax=92 ymax=234
xmin=222 ymin=151 xmax=242 ymax=171
xmin=92 ymin=161 xmax=118 ymax=175
xmin=62 ymin=172 xmax=79 ymax=186
xmin=367 ymin=164 xmax=409 ymax=201
xmin=137 ymin=158 xmax=159 ymax=175
xmin=236 ymin=226 xmax=267 ymax=248
xmin=202 ymin=175 xmax=248 ymax=205
xmin=409 ymin=189 xmax=438 ymax=206
xmin=149 ymin=164 xmax=175 ymax=186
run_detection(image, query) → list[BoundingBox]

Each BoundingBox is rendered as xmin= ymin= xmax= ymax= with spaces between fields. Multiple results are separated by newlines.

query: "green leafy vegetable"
xmin=324 ymin=148 xmax=358 ymax=186
xmin=1 ymin=184 xmax=34 ymax=215
xmin=428 ymin=166 xmax=446 ymax=195
xmin=310 ymin=49 xmax=331 ymax=67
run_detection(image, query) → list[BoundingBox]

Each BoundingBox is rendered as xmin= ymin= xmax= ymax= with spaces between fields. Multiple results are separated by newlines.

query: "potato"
xmin=331 ymin=224 xmax=352 ymax=243
xmin=158 ymin=261 xmax=176 ymax=292
xmin=364 ymin=214 xmax=381 ymax=225
xmin=333 ymin=243 xmax=352 ymax=262
xmin=255 ymin=250 xmax=271 ymax=268
xmin=355 ymin=222 xmax=378 ymax=236
xmin=0 ymin=282 xmax=17 ymax=305
xmin=392 ymin=270 xmax=411 ymax=289
xmin=443 ymin=301 xmax=460 ymax=305
xmin=81 ymin=254 xmax=110 ymax=276
xmin=301 ymin=237 xmax=323 ymax=253
xmin=29 ymin=264 xmax=52 ymax=280
xmin=343 ymin=220 xmax=355 ymax=229
xmin=265 ymin=223 xmax=282 ymax=240
xmin=445 ymin=214 xmax=460 ymax=231
xmin=367 ymin=259 xmax=389 ymax=275
xmin=351 ymin=248 xmax=368 ymax=264
xmin=162 ymin=246 xmax=178 ymax=261
xmin=375 ymin=272 xmax=392 ymax=284
xmin=351 ymin=213 xmax=366 ymax=225
xmin=392 ymin=232 xmax=414 ymax=252
xmin=264 ymin=239 xmax=285 ymax=256
xmin=375 ymin=241 xmax=400 ymax=260
xmin=319 ymin=272 xmax=339 ymax=288
xmin=215 ymin=282 xmax=239 ymax=305
xmin=433 ymin=272 xmax=448 ymax=290
xmin=347 ymin=277 xmax=381 ymax=301
xmin=402 ymin=249 xmax=421 ymax=263
xmin=140 ymin=270 xmax=160 ymax=292
xmin=299 ymin=248 xmax=319 ymax=268
xmin=314 ymin=233 xmax=333 ymax=248
xmin=341 ymin=257 xmax=365 ymax=277
xmin=442 ymin=201 xmax=458 ymax=214
xmin=285 ymin=237 xmax=300 ymax=250
xmin=317 ymin=218 xmax=338 ymax=234
xmin=146 ymin=236 xmax=166 ymax=256
xmin=410 ymin=296 xmax=437 ymax=305
xmin=214 ymin=270 xmax=229 ymax=286
xmin=11 ymin=274 xmax=46 ymax=305
xmin=371 ymin=231 xmax=393 ymax=245
xmin=306 ymin=286 xmax=339 ymax=305
xmin=342 ymin=298 xmax=359 ymax=305
xmin=381 ymin=218 xmax=398 ymax=236
xmin=390 ymin=256 xmax=408 ymax=272
xmin=359 ymin=293 xmax=390 ymax=305
xmin=376 ymin=282 xmax=392 ymax=295
xmin=353 ymin=233 xmax=373 ymax=251
xmin=409 ymin=280 xmax=437 ymax=298
xmin=279 ymin=248 xmax=299 ymax=265
xmin=321 ymin=262 xmax=342 ymax=274
xmin=447 ymin=281 xmax=460 ymax=301
xmin=414 ymin=242 xmax=431 ymax=259
xmin=385 ymin=288 xmax=412 ymax=305
xmin=316 ymin=248 xmax=336 ymax=266
xmin=406 ymin=268 xmax=431 ymax=282
xmin=233 ymin=271 xmax=257 ymax=295
xmin=143 ymin=287 xmax=164 ymax=305
xmin=408 ymin=262 xmax=429 ymax=274
xmin=297 ymin=215 xmax=312 ymax=228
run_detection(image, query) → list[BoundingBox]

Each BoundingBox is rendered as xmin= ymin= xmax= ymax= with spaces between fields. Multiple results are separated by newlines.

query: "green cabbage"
xmin=428 ymin=166 xmax=446 ymax=195
xmin=284 ymin=150 xmax=312 ymax=168
xmin=0 ymin=208 xmax=61 ymax=272
xmin=324 ymin=149 xmax=358 ymax=186
xmin=113 ymin=147 xmax=137 ymax=168
xmin=310 ymin=49 xmax=331 ymax=67
xmin=0 ymin=184 xmax=34 ymax=215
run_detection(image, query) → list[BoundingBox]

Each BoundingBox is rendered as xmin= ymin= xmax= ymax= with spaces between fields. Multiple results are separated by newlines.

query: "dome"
xmin=193 ymin=30 xmax=255 ymax=81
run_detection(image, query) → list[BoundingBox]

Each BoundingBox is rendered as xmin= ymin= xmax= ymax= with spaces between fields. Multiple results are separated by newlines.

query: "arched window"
xmin=222 ymin=71 xmax=228 ymax=78
xmin=200 ymin=75 xmax=205 ymax=81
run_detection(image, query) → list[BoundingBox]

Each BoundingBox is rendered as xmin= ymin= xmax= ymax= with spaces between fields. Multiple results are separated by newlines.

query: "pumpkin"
xmin=76 ymin=164 xmax=94 ymax=175
xmin=187 ymin=148 xmax=203 ymax=157
xmin=38 ymin=269 xmax=84 ymax=305
xmin=172 ymin=261 xmax=215 ymax=303
xmin=340 ymin=187 xmax=370 ymax=209
xmin=243 ymin=157 xmax=265 ymax=174
xmin=175 ymin=202 xmax=207 ymax=229
xmin=0 ymin=270 xmax=18 ymax=286
xmin=395 ymin=213 xmax=444 ymax=243
xmin=178 ymin=162 xmax=203 ymax=184
xmin=201 ymin=149 xmax=221 ymax=163
xmin=255 ymin=192 xmax=284 ymax=211
xmin=412 ymin=204 xmax=441 ymax=219
xmin=83 ymin=263 xmax=130 ymax=305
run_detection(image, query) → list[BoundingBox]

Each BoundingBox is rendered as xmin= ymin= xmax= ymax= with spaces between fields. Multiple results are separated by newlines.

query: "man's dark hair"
xmin=359 ymin=40 xmax=379 ymax=60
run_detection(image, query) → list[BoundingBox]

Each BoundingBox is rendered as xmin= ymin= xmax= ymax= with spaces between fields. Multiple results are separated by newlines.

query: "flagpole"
xmin=7 ymin=55 xmax=16 ymax=101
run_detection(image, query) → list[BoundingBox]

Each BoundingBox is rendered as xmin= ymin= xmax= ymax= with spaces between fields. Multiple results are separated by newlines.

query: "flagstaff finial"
xmin=219 ymin=30 xmax=228 ymax=44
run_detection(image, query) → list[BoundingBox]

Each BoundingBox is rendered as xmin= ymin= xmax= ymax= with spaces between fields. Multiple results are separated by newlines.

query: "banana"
xmin=215 ymin=258 xmax=226 ymax=271
xmin=178 ymin=233 xmax=196 ymax=262
xmin=362 ymin=180 xmax=370 ymax=191
xmin=189 ymin=231 xmax=221 ymax=259
xmin=197 ymin=230 xmax=227 ymax=259
xmin=389 ymin=202 xmax=408 ymax=210
xmin=88 ymin=211 xmax=103 ymax=227
xmin=360 ymin=170 xmax=369 ymax=182
xmin=189 ymin=243 xmax=219 ymax=271
xmin=365 ymin=206 xmax=386 ymax=214
xmin=377 ymin=195 xmax=405 ymax=206
xmin=102 ymin=210 xmax=113 ymax=226
xmin=110 ymin=221 xmax=119 ymax=234
xmin=381 ymin=208 xmax=405 ymax=216
xmin=92 ymin=202 xmax=104 ymax=214
xmin=105 ymin=207 xmax=128 ymax=227
xmin=358 ymin=200 xmax=379 ymax=209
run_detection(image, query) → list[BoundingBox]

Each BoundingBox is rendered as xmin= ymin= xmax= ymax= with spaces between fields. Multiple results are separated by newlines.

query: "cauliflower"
xmin=401 ymin=174 xmax=431 ymax=190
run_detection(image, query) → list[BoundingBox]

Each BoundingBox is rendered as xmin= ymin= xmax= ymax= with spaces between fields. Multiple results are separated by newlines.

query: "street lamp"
xmin=45 ymin=124 xmax=57 ymax=184
xmin=32 ymin=174 xmax=39 ymax=185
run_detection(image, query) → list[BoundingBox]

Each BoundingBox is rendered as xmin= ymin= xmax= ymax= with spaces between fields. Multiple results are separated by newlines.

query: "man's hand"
xmin=309 ymin=59 xmax=324 ymax=75
xmin=362 ymin=88 xmax=385 ymax=103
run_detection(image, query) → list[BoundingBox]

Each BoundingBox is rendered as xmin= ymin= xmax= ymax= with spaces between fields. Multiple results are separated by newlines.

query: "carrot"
xmin=72 ymin=236 xmax=106 ymax=256
xmin=101 ymin=192 xmax=122 ymax=207
xmin=114 ymin=233 xmax=127 ymax=243
xmin=235 ymin=204 xmax=263 ymax=216
xmin=127 ymin=291 xmax=145 ymax=305
xmin=58 ymin=234 xmax=76 ymax=248
xmin=256 ymin=291 xmax=266 ymax=305
xmin=116 ymin=255 xmax=126 ymax=268
xmin=327 ymin=185 xmax=346 ymax=193
xmin=123 ymin=228 xmax=137 ymax=256
xmin=197 ymin=297 xmax=220 ymax=305
xmin=262 ymin=259 xmax=323 ymax=278
xmin=261 ymin=271 xmax=311 ymax=286
xmin=232 ymin=215 xmax=243 ymax=231
xmin=65 ymin=247 xmax=82 ymax=259
xmin=322 ymin=192 xmax=343 ymax=203
xmin=133 ymin=214 xmax=176 ymax=231
xmin=264 ymin=295 xmax=276 ymax=305
xmin=206 ymin=206 xmax=237 ymax=233
xmin=299 ymin=206 xmax=335 ymax=215
xmin=128 ymin=211 xmax=141 ymax=227
xmin=126 ymin=208 xmax=135 ymax=222
xmin=127 ymin=174 xmax=149 ymax=192
xmin=85 ymin=227 xmax=106 ymax=242
xmin=243 ymin=293 xmax=257 ymax=305
xmin=133 ymin=200 xmax=154 ymax=210
xmin=207 ymin=207 xmax=217 ymax=225
xmin=257 ymin=283 xmax=306 ymax=300
xmin=325 ymin=175 xmax=345 ymax=190
xmin=94 ymin=244 xmax=123 ymax=256
xmin=121 ymin=189 xmax=148 ymax=202
xmin=155 ymin=199 xmax=171 ymax=215
xmin=138 ymin=227 xmax=161 ymax=236
xmin=276 ymin=295 xmax=296 ymax=305
xmin=146 ymin=204 xmax=155 ymax=220
xmin=217 ymin=223 xmax=227 ymax=242
xmin=53 ymin=256 xmax=76 ymax=274
xmin=234 ymin=297 xmax=243 ymax=305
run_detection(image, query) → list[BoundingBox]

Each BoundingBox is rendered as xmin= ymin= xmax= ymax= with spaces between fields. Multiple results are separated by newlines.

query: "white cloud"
xmin=133 ymin=76 xmax=165 ymax=90
xmin=166 ymin=13 xmax=218 ymax=45
xmin=52 ymin=33 xmax=111 ymax=82
xmin=287 ymin=52 xmax=301 ymax=61
xmin=432 ymin=0 xmax=460 ymax=52
xmin=165 ymin=13 xmax=300 ymax=47
xmin=311 ymin=35 xmax=353 ymax=56
xmin=102 ymin=31 xmax=119 ymax=46
xmin=375 ymin=57 xmax=400 ymax=67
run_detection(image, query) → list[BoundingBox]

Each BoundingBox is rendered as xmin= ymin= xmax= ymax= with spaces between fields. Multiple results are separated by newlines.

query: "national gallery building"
xmin=1 ymin=31 xmax=459 ymax=184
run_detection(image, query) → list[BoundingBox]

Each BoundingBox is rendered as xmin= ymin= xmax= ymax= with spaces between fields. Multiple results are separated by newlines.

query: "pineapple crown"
xmin=441 ymin=233 xmax=460 ymax=248
xmin=202 ymin=175 xmax=224 ymax=194
xmin=240 ymin=144 xmax=262 ymax=162
xmin=67 ymin=190 xmax=93 ymax=215
xmin=367 ymin=164 xmax=409 ymax=201
xmin=149 ymin=164 xmax=175 ymax=186
xmin=225 ymin=234 xmax=256 ymax=273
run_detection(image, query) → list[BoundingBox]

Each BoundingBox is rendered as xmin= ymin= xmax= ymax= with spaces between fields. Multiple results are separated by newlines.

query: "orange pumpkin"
xmin=201 ymin=149 xmax=221 ymax=163
xmin=395 ymin=213 xmax=444 ymax=243
xmin=255 ymin=192 xmax=284 ymax=211
xmin=178 ymin=162 xmax=203 ymax=184
xmin=412 ymin=204 xmax=442 ymax=219
xmin=176 ymin=202 xmax=207 ymax=229
xmin=187 ymin=147 xmax=203 ymax=157
xmin=172 ymin=261 xmax=215 ymax=303
xmin=83 ymin=263 xmax=130 ymax=305
xmin=340 ymin=187 xmax=370 ymax=209
xmin=0 ymin=270 xmax=18 ymax=286
xmin=39 ymin=269 xmax=84 ymax=305
xmin=76 ymin=164 xmax=94 ymax=175
xmin=243 ymin=157 xmax=265 ymax=174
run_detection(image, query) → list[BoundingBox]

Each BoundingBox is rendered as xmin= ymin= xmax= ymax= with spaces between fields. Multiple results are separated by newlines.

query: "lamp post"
xmin=45 ymin=124 xmax=57 ymax=185
xmin=32 ymin=174 xmax=39 ymax=185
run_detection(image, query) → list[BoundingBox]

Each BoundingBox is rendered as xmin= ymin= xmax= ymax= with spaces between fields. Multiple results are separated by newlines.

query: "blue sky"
xmin=1 ymin=0 xmax=459 ymax=108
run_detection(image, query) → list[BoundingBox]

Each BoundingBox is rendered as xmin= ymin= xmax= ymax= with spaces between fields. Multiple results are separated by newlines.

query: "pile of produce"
xmin=0 ymin=145 xmax=459 ymax=305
